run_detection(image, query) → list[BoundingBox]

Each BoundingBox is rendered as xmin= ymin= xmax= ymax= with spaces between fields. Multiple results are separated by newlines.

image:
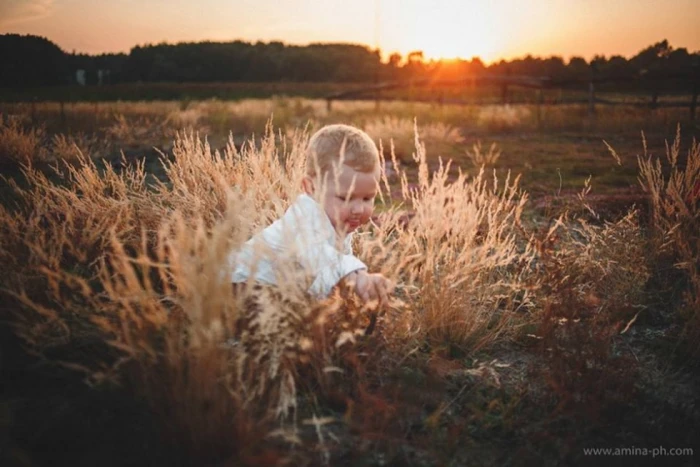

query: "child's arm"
xmin=303 ymin=241 xmax=367 ymax=297
xmin=343 ymin=270 xmax=394 ymax=306
xmin=285 ymin=196 xmax=393 ymax=299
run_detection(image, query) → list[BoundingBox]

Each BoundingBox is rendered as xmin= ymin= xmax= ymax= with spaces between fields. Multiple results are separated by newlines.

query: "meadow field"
xmin=1 ymin=99 xmax=699 ymax=466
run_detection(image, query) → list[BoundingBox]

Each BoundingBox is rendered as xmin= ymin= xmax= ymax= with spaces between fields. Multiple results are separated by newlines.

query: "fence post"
xmin=691 ymin=67 xmax=698 ymax=121
xmin=588 ymin=63 xmax=598 ymax=118
xmin=31 ymin=97 xmax=37 ymax=124
xmin=588 ymin=81 xmax=596 ymax=117
xmin=651 ymin=89 xmax=659 ymax=109
xmin=326 ymin=98 xmax=333 ymax=112
xmin=692 ymin=61 xmax=700 ymax=121
xmin=59 ymin=100 xmax=66 ymax=129
xmin=536 ymin=88 xmax=544 ymax=129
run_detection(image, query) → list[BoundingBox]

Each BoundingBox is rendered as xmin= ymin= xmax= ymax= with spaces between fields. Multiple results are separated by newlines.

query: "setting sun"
xmin=398 ymin=20 xmax=497 ymax=62
xmin=382 ymin=0 xmax=501 ymax=62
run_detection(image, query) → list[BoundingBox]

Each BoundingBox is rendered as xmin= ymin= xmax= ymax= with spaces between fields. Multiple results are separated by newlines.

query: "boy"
xmin=230 ymin=124 xmax=394 ymax=306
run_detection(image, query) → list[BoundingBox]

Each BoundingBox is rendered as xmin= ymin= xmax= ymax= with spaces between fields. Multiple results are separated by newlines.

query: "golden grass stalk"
xmin=360 ymin=129 xmax=534 ymax=350
xmin=637 ymin=125 xmax=700 ymax=352
xmin=465 ymin=140 xmax=502 ymax=168
xmin=0 ymin=125 xmax=320 ymax=461
xmin=0 ymin=114 xmax=46 ymax=167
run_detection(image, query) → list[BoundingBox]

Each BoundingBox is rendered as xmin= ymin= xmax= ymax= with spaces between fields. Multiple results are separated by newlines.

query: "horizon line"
xmin=5 ymin=33 xmax=698 ymax=66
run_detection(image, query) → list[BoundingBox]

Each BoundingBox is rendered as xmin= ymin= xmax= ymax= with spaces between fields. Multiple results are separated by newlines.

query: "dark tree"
xmin=0 ymin=34 xmax=71 ymax=86
xmin=1 ymin=34 xmax=698 ymax=93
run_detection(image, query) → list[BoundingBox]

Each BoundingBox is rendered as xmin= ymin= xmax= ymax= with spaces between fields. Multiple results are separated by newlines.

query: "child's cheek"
xmin=325 ymin=204 xmax=339 ymax=226
xmin=339 ymin=204 xmax=351 ymax=223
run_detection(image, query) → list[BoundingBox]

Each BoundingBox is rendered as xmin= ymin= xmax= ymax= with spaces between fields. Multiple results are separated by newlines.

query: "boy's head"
xmin=302 ymin=124 xmax=380 ymax=234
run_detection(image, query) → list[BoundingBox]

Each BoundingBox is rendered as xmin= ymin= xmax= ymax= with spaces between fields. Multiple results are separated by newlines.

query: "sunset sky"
xmin=1 ymin=0 xmax=698 ymax=63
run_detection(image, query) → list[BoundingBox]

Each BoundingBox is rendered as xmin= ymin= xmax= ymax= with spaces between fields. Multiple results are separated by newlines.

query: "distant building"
xmin=97 ymin=69 xmax=111 ymax=85
xmin=76 ymin=69 xmax=86 ymax=86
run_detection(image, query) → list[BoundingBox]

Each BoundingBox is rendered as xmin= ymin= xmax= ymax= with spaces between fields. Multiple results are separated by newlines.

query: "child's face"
xmin=306 ymin=164 xmax=379 ymax=234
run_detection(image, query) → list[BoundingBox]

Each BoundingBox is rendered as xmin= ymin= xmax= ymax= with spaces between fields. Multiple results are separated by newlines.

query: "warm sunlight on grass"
xmin=2 ymin=100 xmax=699 ymax=466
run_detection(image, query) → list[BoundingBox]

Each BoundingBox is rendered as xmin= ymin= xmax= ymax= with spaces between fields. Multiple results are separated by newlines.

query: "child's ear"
xmin=301 ymin=176 xmax=315 ymax=195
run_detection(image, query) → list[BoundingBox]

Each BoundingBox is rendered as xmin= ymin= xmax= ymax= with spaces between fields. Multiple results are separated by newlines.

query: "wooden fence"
xmin=325 ymin=73 xmax=700 ymax=121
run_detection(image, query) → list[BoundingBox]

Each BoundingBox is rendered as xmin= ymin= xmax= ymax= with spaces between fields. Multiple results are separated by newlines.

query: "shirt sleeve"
xmin=304 ymin=241 xmax=367 ymax=297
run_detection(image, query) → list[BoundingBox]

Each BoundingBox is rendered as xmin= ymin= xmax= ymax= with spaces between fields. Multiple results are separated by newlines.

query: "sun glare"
xmin=416 ymin=32 xmax=496 ymax=62
xmin=384 ymin=1 xmax=504 ymax=62
xmin=384 ymin=0 xmax=502 ymax=63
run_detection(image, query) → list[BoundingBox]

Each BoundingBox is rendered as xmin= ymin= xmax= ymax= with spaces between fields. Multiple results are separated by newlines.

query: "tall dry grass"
xmin=520 ymin=187 xmax=650 ymax=423
xmin=0 ymin=124 xmax=314 ymax=462
xmin=465 ymin=140 xmax=502 ymax=168
xmin=363 ymin=116 xmax=464 ymax=160
xmin=0 ymin=114 xmax=110 ymax=168
xmin=0 ymin=114 xmax=46 ymax=167
xmin=637 ymin=126 xmax=700 ymax=354
xmin=477 ymin=105 xmax=532 ymax=131
xmin=1 ymin=120 xmax=536 ymax=451
xmin=355 ymin=128 xmax=535 ymax=350
xmin=0 ymin=117 xmax=675 ymax=462
xmin=2 ymin=99 xmax=694 ymax=163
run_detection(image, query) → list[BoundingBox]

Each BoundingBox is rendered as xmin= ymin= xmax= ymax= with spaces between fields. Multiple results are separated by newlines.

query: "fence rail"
xmin=325 ymin=73 xmax=700 ymax=120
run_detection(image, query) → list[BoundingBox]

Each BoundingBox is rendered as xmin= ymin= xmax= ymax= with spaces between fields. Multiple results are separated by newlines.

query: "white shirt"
xmin=230 ymin=194 xmax=367 ymax=298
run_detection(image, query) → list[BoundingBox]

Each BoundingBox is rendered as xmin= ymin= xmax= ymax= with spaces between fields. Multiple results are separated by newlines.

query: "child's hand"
xmin=347 ymin=270 xmax=394 ymax=307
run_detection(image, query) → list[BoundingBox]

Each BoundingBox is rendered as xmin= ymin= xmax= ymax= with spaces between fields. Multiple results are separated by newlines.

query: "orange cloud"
xmin=0 ymin=0 xmax=54 ymax=27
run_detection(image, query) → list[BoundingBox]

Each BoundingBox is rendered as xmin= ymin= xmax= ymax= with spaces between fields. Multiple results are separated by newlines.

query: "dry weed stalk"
xmin=465 ymin=140 xmax=502 ymax=168
xmin=533 ymin=209 xmax=650 ymax=315
xmin=364 ymin=116 xmax=463 ymax=159
xmin=153 ymin=123 xmax=306 ymax=229
xmin=359 ymin=130 xmax=535 ymax=349
xmin=477 ymin=105 xmax=531 ymax=130
xmin=525 ymin=203 xmax=648 ymax=424
xmin=0 ymin=114 xmax=46 ymax=167
xmin=107 ymin=113 xmax=175 ymax=147
xmin=637 ymin=126 xmax=700 ymax=352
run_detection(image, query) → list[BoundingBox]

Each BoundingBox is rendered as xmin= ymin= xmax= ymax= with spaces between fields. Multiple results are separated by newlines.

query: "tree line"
xmin=1 ymin=34 xmax=698 ymax=91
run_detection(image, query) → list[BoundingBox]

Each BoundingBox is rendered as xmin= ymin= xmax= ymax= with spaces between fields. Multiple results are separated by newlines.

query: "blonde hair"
xmin=305 ymin=124 xmax=379 ymax=177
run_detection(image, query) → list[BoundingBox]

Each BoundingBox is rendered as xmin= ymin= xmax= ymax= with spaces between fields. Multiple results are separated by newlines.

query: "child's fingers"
xmin=367 ymin=281 xmax=380 ymax=302
xmin=369 ymin=278 xmax=388 ymax=307
xmin=385 ymin=278 xmax=395 ymax=295
xmin=356 ymin=274 xmax=395 ymax=308
xmin=358 ymin=281 xmax=371 ymax=302
xmin=364 ymin=280 xmax=381 ymax=304
xmin=354 ymin=271 xmax=369 ymax=301
xmin=377 ymin=285 xmax=389 ymax=308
